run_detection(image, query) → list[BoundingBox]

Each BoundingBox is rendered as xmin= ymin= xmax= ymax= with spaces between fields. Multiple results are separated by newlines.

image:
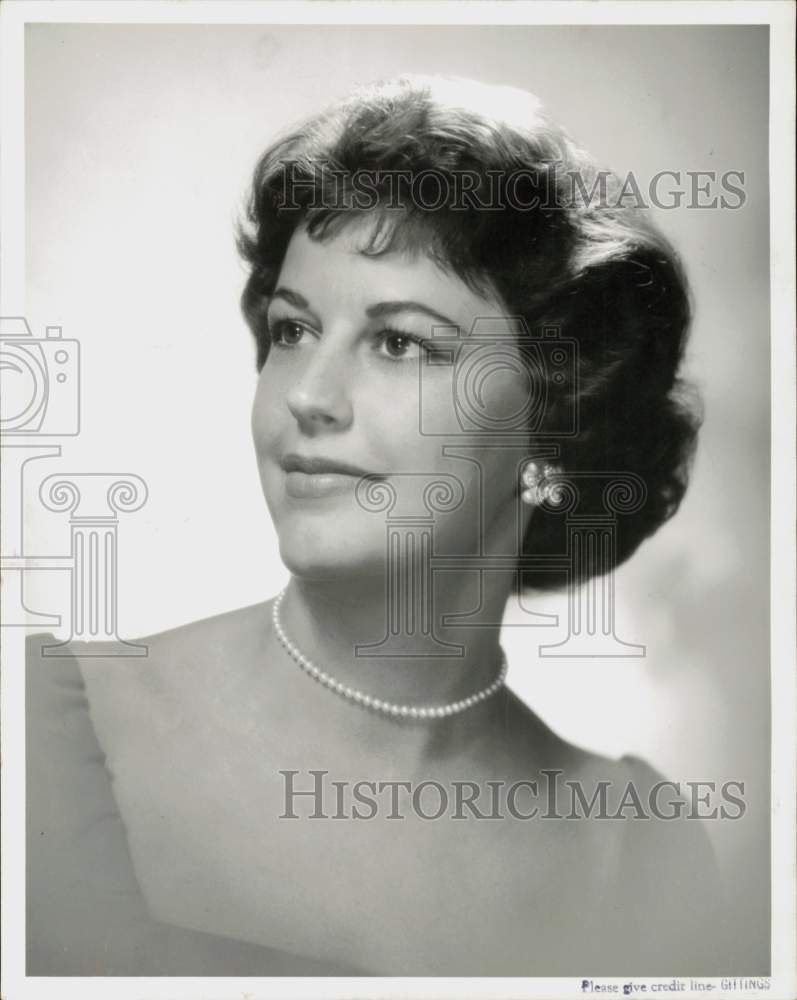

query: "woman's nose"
xmin=286 ymin=348 xmax=354 ymax=433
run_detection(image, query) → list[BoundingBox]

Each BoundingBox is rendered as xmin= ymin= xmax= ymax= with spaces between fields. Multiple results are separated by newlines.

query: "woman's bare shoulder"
xmin=135 ymin=598 xmax=274 ymax=659
xmin=498 ymin=685 xmax=632 ymax=783
xmin=70 ymin=598 xmax=277 ymax=716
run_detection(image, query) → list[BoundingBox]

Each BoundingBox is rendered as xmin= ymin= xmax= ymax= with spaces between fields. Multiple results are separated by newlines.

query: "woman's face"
xmin=251 ymin=218 xmax=534 ymax=580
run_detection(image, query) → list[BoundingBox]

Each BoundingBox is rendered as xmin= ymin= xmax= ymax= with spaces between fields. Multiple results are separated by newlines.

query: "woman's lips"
xmin=284 ymin=469 xmax=362 ymax=499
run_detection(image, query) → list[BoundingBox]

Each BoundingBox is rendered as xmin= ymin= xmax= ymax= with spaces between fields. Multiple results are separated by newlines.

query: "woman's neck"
xmin=276 ymin=571 xmax=510 ymax=710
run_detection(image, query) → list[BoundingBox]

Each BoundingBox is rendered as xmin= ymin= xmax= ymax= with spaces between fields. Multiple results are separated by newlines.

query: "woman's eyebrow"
xmin=268 ymin=290 xmax=458 ymax=332
xmin=269 ymin=286 xmax=322 ymax=325
xmin=366 ymin=300 xmax=458 ymax=329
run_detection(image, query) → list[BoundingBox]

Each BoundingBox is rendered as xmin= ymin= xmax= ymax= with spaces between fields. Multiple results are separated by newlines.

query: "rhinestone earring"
xmin=520 ymin=460 xmax=563 ymax=506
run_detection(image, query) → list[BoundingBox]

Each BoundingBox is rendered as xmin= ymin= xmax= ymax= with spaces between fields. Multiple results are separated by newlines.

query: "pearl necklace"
xmin=271 ymin=589 xmax=507 ymax=720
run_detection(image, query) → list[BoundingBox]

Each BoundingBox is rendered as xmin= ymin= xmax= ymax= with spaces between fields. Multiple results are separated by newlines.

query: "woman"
xmin=27 ymin=75 xmax=728 ymax=977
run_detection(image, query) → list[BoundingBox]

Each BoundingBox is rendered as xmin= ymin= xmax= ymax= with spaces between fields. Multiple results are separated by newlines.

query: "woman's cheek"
xmin=251 ymin=374 xmax=282 ymax=453
xmin=416 ymin=366 xmax=462 ymax=439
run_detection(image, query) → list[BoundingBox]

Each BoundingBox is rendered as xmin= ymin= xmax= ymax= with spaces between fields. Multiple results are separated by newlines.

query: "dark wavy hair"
xmin=237 ymin=76 xmax=702 ymax=591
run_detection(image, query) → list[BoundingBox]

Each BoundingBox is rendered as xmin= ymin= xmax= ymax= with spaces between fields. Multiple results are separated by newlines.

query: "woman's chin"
xmin=278 ymin=538 xmax=385 ymax=582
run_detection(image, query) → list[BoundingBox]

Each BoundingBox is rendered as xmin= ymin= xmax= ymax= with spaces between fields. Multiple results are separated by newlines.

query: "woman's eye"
xmin=270 ymin=319 xmax=308 ymax=346
xmin=378 ymin=330 xmax=424 ymax=360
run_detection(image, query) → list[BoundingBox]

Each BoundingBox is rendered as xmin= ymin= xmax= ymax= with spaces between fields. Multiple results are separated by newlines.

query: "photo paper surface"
xmin=1 ymin=3 xmax=794 ymax=998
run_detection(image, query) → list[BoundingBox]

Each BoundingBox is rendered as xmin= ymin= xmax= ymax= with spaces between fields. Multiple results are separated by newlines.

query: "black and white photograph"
xmin=1 ymin=2 xmax=795 ymax=998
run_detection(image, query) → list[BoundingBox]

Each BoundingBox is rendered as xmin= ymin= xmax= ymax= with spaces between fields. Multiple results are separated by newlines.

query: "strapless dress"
xmin=26 ymin=632 xmax=732 ymax=977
